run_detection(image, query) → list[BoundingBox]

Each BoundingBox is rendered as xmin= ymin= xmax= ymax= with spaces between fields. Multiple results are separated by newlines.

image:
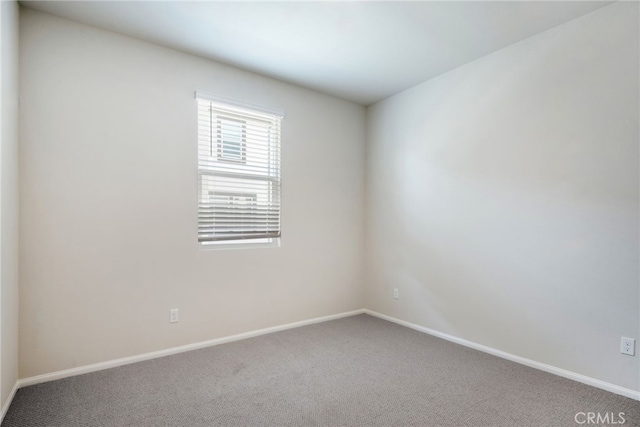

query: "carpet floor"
xmin=2 ymin=314 xmax=639 ymax=426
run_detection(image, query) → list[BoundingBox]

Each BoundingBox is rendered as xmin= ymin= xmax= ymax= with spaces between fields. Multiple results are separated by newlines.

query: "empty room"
xmin=1 ymin=0 xmax=638 ymax=426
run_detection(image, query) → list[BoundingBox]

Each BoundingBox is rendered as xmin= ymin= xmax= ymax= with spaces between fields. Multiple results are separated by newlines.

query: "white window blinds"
xmin=197 ymin=95 xmax=282 ymax=243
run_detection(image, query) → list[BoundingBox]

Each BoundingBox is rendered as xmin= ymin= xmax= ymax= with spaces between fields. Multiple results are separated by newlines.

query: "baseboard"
xmin=18 ymin=309 xmax=365 ymax=388
xmin=17 ymin=308 xmax=639 ymax=402
xmin=0 ymin=380 xmax=19 ymax=423
xmin=365 ymin=309 xmax=640 ymax=401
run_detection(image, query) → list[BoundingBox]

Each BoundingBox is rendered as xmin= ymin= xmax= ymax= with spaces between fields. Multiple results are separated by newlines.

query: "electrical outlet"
xmin=170 ymin=309 xmax=179 ymax=323
xmin=621 ymin=337 xmax=635 ymax=356
xmin=393 ymin=288 xmax=399 ymax=299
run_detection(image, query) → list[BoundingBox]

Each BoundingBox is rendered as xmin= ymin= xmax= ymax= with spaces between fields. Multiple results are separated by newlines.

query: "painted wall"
xmin=0 ymin=0 xmax=20 ymax=414
xmin=19 ymin=9 xmax=365 ymax=378
xmin=365 ymin=2 xmax=639 ymax=391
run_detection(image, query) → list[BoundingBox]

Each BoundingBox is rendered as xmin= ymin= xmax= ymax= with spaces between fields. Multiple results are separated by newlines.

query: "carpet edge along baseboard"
xmin=364 ymin=310 xmax=640 ymax=401
xmin=17 ymin=309 xmax=365 ymax=388
xmin=13 ymin=308 xmax=640 ymax=403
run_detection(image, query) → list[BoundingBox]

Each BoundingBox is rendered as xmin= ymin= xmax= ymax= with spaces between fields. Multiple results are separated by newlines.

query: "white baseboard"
xmin=15 ymin=308 xmax=640 ymax=402
xmin=18 ymin=309 xmax=365 ymax=388
xmin=0 ymin=380 xmax=19 ymax=424
xmin=364 ymin=309 xmax=640 ymax=401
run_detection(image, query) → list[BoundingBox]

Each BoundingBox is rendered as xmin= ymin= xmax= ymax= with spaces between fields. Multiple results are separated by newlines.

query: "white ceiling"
xmin=21 ymin=1 xmax=613 ymax=105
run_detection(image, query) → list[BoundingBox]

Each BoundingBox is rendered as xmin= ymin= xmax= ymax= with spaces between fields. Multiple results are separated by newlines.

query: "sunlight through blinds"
xmin=196 ymin=95 xmax=282 ymax=243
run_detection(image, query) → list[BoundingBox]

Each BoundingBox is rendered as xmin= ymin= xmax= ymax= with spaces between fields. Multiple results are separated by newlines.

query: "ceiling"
xmin=21 ymin=1 xmax=613 ymax=106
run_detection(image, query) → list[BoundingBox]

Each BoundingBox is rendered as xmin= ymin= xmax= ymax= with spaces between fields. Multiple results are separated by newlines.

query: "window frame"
xmin=195 ymin=92 xmax=283 ymax=249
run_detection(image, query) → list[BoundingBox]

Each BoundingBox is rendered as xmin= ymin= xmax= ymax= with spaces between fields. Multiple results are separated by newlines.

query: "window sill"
xmin=199 ymin=238 xmax=280 ymax=251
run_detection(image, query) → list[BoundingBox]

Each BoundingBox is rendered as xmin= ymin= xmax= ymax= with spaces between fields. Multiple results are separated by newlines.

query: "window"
xmin=217 ymin=118 xmax=246 ymax=162
xmin=196 ymin=93 xmax=282 ymax=245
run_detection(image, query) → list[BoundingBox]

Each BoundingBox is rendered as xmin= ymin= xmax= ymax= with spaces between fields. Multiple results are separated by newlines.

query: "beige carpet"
xmin=3 ymin=314 xmax=639 ymax=426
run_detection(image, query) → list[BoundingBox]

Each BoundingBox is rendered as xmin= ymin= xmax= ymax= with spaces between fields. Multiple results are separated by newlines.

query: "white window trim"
xmin=196 ymin=92 xmax=283 ymax=248
xmin=200 ymin=237 xmax=281 ymax=251
xmin=195 ymin=91 xmax=285 ymax=119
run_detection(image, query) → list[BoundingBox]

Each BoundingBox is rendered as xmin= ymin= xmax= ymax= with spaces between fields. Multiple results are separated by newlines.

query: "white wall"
xmin=19 ymin=9 xmax=365 ymax=378
xmin=1 ymin=0 xmax=20 ymax=414
xmin=365 ymin=2 xmax=639 ymax=391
